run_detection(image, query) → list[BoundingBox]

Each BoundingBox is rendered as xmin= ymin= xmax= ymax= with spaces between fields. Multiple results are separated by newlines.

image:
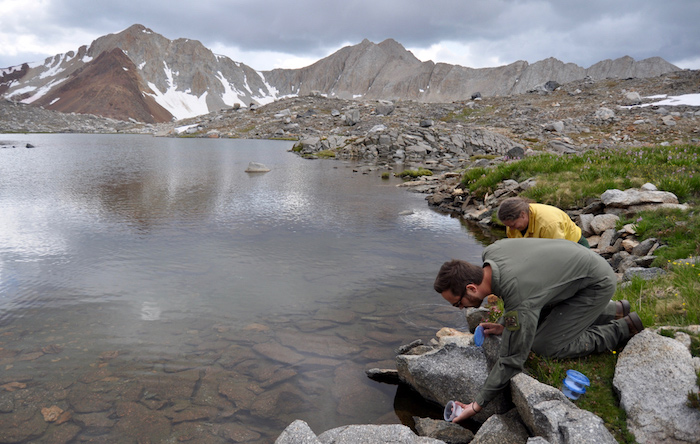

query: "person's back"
xmin=484 ymin=238 xmax=607 ymax=308
xmin=498 ymin=197 xmax=586 ymax=246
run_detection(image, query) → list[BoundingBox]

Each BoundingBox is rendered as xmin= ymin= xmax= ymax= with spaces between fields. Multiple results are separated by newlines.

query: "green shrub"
xmin=396 ymin=168 xmax=433 ymax=178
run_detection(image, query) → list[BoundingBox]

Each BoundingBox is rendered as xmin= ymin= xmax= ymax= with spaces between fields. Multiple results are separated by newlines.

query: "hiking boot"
xmin=615 ymin=300 xmax=631 ymax=319
xmin=624 ymin=312 xmax=644 ymax=336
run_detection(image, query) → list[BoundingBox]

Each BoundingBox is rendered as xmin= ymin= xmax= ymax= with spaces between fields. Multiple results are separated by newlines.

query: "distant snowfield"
xmin=639 ymin=93 xmax=700 ymax=107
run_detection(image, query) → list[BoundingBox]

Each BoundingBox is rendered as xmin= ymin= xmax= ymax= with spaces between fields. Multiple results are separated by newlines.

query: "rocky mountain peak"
xmin=0 ymin=24 xmax=683 ymax=123
xmin=31 ymin=47 xmax=173 ymax=123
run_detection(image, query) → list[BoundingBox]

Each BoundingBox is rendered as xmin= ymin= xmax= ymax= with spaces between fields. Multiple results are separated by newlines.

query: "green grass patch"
xmin=618 ymin=209 xmax=700 ymax=265
xmin=525 ymin=352 xmax=636 ymax=443
xmin=616 ymin=260 xmax=700 ymax=326
xmin=396 ymin=168 xmax=433 ymax=179
xmin=470 ymin=154 xmax=500 ymax=161
xmin=461 ymin=144 xmax=700 ymax=209
xmin=440 ymin=106 xmax=493 ymax=122
xmin=316 ymin=149 xmax=336 ymax=158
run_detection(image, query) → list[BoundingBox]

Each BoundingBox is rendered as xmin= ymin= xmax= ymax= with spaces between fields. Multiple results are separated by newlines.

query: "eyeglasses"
xmin=452 ymin=295 xmax=465 ymax=308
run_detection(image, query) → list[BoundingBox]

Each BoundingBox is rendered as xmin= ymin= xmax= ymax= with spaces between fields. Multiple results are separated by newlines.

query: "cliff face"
xmin=0 ymin=24 xmax=682 ymax=123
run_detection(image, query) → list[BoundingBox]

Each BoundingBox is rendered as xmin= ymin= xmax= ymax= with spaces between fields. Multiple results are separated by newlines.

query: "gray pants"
xmin=531 ymin=263 xmax=629 ymax=358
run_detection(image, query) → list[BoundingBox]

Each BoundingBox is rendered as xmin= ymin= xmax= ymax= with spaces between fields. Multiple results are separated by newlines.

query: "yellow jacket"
xmin=506 ymin=203 xmax=582 ymax=242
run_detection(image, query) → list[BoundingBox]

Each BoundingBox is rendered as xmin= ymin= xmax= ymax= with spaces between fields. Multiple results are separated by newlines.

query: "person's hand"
xmin=480 ymin=322 xmax=504 ymax=336
xmin=451 ymin=401 xmax=482 ymax=423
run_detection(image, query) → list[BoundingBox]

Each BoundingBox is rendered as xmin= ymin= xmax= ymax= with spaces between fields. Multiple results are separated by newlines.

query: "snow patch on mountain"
xmin=216 ymin=72 xmax=246 ymax=107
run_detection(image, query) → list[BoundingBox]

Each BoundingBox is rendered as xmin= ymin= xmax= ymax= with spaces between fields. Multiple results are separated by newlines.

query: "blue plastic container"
xmin=474 ymin=325 xmax=484 ymax=346
xmin=561 ymin=369 xmax=590 ymax=400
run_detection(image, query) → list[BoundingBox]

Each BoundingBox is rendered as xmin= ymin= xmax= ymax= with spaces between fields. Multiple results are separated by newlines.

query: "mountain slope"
xmin=32 ymin=48 xmax=172 ymax=123
xmin=0 ymin=24 xmax=682 ymax=123
xmin=0 ymin=24 xmax=277 ymax=122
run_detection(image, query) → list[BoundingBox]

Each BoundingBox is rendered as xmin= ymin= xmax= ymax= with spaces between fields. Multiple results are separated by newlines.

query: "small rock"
xmin=245 ymin=162 xmax=271 ymax=173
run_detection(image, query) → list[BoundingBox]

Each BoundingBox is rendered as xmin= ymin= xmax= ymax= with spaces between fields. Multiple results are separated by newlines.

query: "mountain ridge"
xmin=0 ymin=24 xmax=682 ymax=123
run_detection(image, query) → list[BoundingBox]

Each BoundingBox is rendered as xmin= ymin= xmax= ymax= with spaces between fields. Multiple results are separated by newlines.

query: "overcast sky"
xmin=1 ymin=0 xmax=699 ymax=72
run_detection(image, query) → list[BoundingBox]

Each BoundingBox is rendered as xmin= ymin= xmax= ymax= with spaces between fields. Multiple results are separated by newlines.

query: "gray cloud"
xmin=1 ymin=0 xmax=698 ymax=71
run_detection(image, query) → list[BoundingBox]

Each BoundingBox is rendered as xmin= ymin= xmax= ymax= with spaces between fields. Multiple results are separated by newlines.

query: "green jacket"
xmin=474 ymin=238 xmax=615 ymax=406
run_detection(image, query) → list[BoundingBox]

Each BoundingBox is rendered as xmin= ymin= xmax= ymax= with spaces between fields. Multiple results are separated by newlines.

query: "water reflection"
xmin=0 ymin=134 xmax=487 ymax=442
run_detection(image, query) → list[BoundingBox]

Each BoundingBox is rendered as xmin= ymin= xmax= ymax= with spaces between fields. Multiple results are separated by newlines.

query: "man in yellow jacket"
xmin=497 ymin=197 xmax=589 ymax=247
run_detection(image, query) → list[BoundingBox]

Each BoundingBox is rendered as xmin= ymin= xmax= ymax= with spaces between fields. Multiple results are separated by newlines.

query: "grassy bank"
xmin=460 ymin=144 xmax=700 ymax=443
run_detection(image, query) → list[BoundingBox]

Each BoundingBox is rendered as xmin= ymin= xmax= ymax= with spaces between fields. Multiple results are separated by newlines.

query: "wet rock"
xmin=413 ymin=416 xmax=474 ymax=443
xmin=78 ymin=366 xmax=113 ymax=384
xmin=471 ymin=408 xmax=529 ymax=444
xmin=41 ymin=423 xmax=81 ymax=444
xmin=67 ymin=383 xmax=114 ymax=413
xmin=0 ymin=396 xmax=13 ymax=413
xmin=313 ymin=307 xmax=358 ymax=324
xmin=244 ymin=161 xmax=271 ymax=173
xmin=276 ymin=329 xmax=361 ymax=357
xmin=396 ymin=339 xmax=424 ymax=354
xmin=213 ymin=422 xmax=262 ymax=442
xmin=141 ymin=368 xmax=201 ymax=400
xmin=260 ymin=366 xmax=298 ymax=389
xmin=318 ymin=423 xmax=444 ymax=443
xmin=332 ymin=364 xmax=393 ymax=418
xmin=365 ymin=368 xmax=400 ymax=384
xmin=218 ymin=344 xmax=260 ymax=370
xmin=192 ymin=367 xmax=236 ymax=411
xmin=0 ymin=409 xmax=48 ymax=443
xmin=250 ymin=382 xmax=309 ymax=420
xmin=73 ymin=411 xmax=116 ymax=430
xmin=252 ymin=340 xmax=305 ymax=365
xmin=218 ymin=374 xmax=260 ymax=409
xmin=41 ymin=405 xmax=64 ymax=422
xmin=169 ymin=405 xmax=218 ymax=424
xmin=365 ymin=330 xmax=408 ymax=345
xmin=396 ymin=342 xmax=511 ymax=422
xmin=17 ymin=351 xmax=44 ymax=361
xmin=114 ymin=401 xmax=172 ymax=443
xmin=0 ymin=382 xmax=26 ymax=392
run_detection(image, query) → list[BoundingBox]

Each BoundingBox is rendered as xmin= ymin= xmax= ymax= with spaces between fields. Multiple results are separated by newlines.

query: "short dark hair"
xmin=434 ymin=259 xmax=484 ymax=297
xmin=497 ymin=197 xmax=531 ymax=221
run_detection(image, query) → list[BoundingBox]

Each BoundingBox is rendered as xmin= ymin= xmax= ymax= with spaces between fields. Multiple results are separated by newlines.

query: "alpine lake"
xmin=0 ymin=134 xmax=490 ymax=443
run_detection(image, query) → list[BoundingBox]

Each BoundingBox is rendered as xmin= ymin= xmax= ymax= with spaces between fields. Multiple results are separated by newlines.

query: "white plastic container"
xmin=443 ymin=400 xmax=464 ymax=421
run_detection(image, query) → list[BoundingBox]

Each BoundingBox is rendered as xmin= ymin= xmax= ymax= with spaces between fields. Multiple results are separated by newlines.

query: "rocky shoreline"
xmin=271 ymin=183 xmax=700 ymax=444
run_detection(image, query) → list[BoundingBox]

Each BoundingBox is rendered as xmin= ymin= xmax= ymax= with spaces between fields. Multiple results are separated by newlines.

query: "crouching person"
xmin=434 ymin=238 xmax=643 ymax=422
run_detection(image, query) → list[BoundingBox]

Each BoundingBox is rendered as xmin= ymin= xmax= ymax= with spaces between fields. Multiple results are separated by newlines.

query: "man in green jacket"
xmin=434 ymin=238 xmax=644 ymax=422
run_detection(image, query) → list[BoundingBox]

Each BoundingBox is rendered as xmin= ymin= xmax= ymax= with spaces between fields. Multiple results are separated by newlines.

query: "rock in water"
xmin=245 ymin=162 xmax=271 ymax=173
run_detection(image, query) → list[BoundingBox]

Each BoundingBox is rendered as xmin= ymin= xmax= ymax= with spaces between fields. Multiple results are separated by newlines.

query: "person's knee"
xmin=531 ymin=338 xmax=559 ymax=357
